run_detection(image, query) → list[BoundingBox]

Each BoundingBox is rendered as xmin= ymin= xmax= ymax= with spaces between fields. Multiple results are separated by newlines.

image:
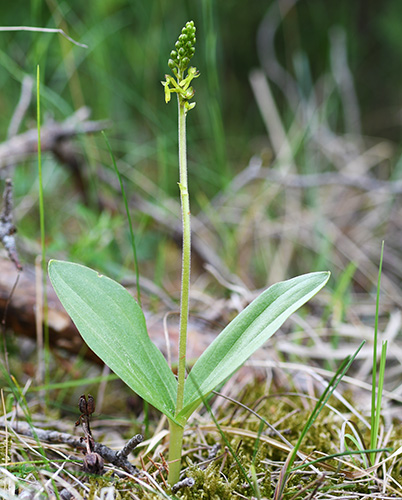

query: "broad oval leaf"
xmin=179 ymin=271 xmax=330 ymax=421
xmin=48 ymin=260 xmax=178 ymax=421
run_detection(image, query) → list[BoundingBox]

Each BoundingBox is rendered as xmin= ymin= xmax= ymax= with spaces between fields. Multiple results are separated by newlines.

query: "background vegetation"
xmin=1 ymin=1 xmax=401 ymax=282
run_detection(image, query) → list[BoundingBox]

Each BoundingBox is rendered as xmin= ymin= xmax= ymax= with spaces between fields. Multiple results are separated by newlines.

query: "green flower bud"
xmin=165 ymin=20 xmax=198 ymax=99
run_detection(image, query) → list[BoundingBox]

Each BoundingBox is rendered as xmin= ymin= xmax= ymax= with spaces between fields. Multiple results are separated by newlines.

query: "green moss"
xmin=3 ymin=373 xmax=402 ymax=499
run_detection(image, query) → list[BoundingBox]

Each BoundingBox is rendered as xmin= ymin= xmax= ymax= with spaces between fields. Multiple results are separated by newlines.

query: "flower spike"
xmin=162 ymin=21 xmax=199 ymax=111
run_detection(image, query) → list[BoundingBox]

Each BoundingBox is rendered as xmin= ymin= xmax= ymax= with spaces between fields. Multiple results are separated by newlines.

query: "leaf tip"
xmin=48 ymin=259 xmax=57 ymax=274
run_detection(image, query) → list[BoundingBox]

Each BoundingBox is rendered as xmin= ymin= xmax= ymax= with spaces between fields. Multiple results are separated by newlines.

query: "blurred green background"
xmin=2 ymin=1 xmax=401 ymax=142
xmin=1 ymin=0 xmax=401 ymax=292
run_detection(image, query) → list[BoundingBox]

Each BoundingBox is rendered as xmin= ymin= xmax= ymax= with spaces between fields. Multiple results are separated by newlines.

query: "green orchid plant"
xmin=48 ymin=21 xmax=330 ymax=487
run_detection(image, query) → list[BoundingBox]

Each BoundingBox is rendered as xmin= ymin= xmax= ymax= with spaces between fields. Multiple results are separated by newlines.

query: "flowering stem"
xmin=175 ymin=95 xmax=191 ymax=415
xmin=163 ymin=20 xmax=198 ymax=486
xmin=168 ymin=91 xmax=191 ymax=486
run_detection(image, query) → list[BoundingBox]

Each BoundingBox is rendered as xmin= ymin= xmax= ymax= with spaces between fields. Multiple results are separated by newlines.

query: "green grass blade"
xmin=370 ymin=241 xmax=385 ymax=464
xmin=274 ymin=340 xmax=365 ymax=498
xmin=102 ymin=131 xmax=141 ymax=307
xmin=291 ymin=447 xmax=392 ymax=472
xmin=196 ymin=385 xmax=254 ymax=492
xmin=371 ymin=340 xmax=387 ymax=465
xmin=36 ymin=65 xmax=50 ymax=392
xmin=343 ymin=433 xmax=368 ymax=468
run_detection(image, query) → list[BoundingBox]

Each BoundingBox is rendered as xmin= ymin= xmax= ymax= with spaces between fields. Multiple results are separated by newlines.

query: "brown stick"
xmin=1 ymin=419 xmax=141 ymax=475
xmin=0 ymin=107 xmax=109 ymax=169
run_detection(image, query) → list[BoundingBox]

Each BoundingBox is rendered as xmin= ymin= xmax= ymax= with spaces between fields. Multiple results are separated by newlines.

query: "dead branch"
xmin=0 ymin=179 xmax=21 ymax=270
xmin=256 ymin=168 xmax=402 ymax=193
xmin=0 ymin=107 xmax=109 ymax=169
xmin=206 ymin=156 xmax=402 ymax=209
xmin=1 ymin=420 xmax=141 ymax=475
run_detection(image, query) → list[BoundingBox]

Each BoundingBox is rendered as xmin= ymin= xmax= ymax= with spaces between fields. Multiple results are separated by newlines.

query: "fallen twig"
xmin=1 ymin=419 xmax=142 ymax=475
xmin=0 ymin=179 xmax=22 ymax=270
xmin=0 ymin=107 xmax=109 ymax=169
xmin=171 ymin=476 xmax=195 ymax=494
xmin=260 ymin=168 xmax=402 ymax=193
xmin=209 ymin=156 xmax=402 ymax=201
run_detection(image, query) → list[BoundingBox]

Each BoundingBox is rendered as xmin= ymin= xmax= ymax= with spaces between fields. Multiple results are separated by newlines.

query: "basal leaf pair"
xmin=49 ymin=260 xmax=329 ymax=426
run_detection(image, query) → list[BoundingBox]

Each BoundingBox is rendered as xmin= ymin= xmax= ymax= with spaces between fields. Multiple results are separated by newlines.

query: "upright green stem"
xmin=175 ymin=96 xmax=191 ymax=415
xmin=168 ymin=92 xmax=191 ymax=487
xmin=168 ymin=419 xmax=185 ymax=486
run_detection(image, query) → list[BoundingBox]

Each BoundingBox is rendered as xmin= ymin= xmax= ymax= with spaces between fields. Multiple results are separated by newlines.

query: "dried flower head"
xmin=83 ymin=452 xmax=104 ymax=475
